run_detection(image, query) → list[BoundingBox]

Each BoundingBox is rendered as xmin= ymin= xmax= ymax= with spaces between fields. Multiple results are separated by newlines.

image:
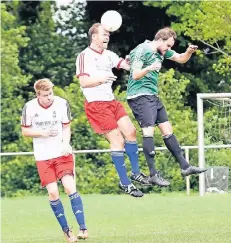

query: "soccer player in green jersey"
xmin=127 ymin=27 xmax=207 ymax=186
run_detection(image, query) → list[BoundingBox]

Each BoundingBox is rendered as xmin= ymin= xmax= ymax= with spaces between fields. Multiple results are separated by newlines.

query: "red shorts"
xmin=84 ymin=100 xmax=128 ymax=134
xmin=36 ymin=154 xmax=74 ymax=187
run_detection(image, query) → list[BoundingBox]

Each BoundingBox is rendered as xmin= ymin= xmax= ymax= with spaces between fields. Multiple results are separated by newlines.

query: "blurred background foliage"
xmin=1 ymin=1 xmax=230 ymax=197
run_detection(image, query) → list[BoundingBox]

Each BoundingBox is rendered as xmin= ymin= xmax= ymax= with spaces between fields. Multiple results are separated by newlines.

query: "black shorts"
xmin=127 ymin=95 xmax=169 ymax=128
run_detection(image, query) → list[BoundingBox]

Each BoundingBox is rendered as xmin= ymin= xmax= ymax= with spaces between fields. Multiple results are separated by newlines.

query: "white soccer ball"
xmin=101 ymin=10 xmax=122 ymax=32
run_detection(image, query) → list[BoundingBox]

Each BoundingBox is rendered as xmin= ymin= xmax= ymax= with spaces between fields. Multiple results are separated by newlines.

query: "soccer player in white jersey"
xmin=21 ymin=79 xmax=87 ymax=242
xmin=76 ymin=23 xmax=152 ymax=198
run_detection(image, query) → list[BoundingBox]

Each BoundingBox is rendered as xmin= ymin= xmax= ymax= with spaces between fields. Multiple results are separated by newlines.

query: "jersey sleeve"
xmin=76 ymin=52 xmax=92 ymax=77
xmin=21 ymin=104 xmax=32 ymax=127
xmin=62 ymin=100 xmax=72 ymax=124
xmin=131 ymin=46 xmax=145 ymax=70
xmin=164 ymin=49 xmax=176 ymax=59
xmin=109 ymin=51 xmax=124 ymax=69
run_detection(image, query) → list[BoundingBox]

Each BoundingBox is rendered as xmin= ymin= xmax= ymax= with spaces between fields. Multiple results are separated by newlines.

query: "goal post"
xmin=197 ymin=93 xmax=231 ymax=196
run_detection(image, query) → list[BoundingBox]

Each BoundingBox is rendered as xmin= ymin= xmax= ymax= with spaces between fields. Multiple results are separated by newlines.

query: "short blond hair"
xmin=155 ymin=27 xmax=177 ymax=41
xmin=34 ymin=78 xmax=54 ymax=95
xmin=88 ymin=23 xmax=101 ymax=43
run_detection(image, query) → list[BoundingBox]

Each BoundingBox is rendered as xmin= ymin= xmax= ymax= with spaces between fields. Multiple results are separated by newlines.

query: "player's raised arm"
xmin=78 ymin=75 xmax=117 ymax=88
xmin=169 ymin=44 xmax=198 ymax=64
xmin=108 ymin=50 xmax=131 ymax=71
xmin=76 ymin=52 xmax=117 ymax=88
xmin=119 ymin=59 xmax=130 ymax=71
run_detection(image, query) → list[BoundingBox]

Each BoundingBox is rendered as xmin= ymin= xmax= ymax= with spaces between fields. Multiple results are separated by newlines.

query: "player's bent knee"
xmin=142 ymin=127 xmax=154 ymax=137
xmin=111 ymin=140 xmax=125 ymax=150
xmin=110 ymin=136 xmax=125 ymax=150
xmin=125 ymin=126 xmax=136 ymax=140
xmin=47 ymin=189 xmax=59 ymax=200
xmin=64 ymin=186 xmax=76 ymax=195
xmin=158 ymin=121 xmax=173 ymax=135
xmin=61 ymin=174 xmax=76 ymax=195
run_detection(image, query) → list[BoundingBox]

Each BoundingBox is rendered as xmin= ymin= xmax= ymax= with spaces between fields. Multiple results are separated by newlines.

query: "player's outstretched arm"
xmin=170 ymin=44 xmax=198 ymax=64
xmin=79 ymin=74 xmax=117 ymax=88
xmin=119 ymin=59 xmax=130 ymax=71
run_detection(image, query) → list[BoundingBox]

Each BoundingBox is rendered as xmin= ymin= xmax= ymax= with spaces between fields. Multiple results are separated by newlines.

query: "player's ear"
xmin=156 ymin=38 xmax=163 ymax=45
xmin=92 ymin=33 xmax=96 ymax=40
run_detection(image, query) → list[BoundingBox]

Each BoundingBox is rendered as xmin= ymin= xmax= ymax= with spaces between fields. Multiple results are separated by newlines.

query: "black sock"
xmin=163 ymin=134 xmax=189 ymax=170
xmin=142 ymin=136 xmax=157 ymax=176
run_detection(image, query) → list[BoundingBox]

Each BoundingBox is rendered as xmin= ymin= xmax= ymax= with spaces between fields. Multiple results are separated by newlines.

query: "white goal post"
xmin=197 ymin=93 xmax=231 ymax=196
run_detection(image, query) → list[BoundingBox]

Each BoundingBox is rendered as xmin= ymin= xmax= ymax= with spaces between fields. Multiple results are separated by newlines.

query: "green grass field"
xmin=1 ymin=193 xmax=231 ymax=243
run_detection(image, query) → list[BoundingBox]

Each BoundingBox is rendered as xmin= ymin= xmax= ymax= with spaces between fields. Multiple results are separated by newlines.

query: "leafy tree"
xmin=2 ymin=1 xmax=230 ymax=196
xmin=1 ymin=3 xmax=31 ymax=152
xmin=17 ymin=1 xmax=89 ymax=88
xmin=145 ymin=1 xmax=231 ymax=86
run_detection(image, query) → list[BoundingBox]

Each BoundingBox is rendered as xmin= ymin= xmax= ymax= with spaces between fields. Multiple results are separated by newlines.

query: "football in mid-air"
xmin=101 ymin=10 xmax=122 ymax=32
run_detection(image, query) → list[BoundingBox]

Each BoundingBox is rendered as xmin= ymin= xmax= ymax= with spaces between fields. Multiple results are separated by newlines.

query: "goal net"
xmin=197 ymin=93 xmax=231 ymax=196
xmin=204 ymin=98 xmax=231 ymax=144
xmin=205 ymin=166 xmax=229 ymax=194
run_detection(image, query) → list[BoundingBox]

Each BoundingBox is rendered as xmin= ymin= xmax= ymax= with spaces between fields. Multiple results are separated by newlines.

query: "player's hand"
xmin=100 ymin=75 xmax=117 ymax=83
xmin=186 ymin=44 xmax=198 ymax=53
xmin=42 ymin=129 xmax=59 ymax=137
xmin=125 ymin=55 xmax=130 ymax=65
xmin=146 ymin=62 xmax=162 ymax=71
xmin=61 ymin=143 xmax=72 ymax=156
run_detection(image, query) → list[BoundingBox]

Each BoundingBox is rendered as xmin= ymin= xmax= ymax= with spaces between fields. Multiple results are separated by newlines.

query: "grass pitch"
xmin=1 ymin=193 xmax=231 ymax=243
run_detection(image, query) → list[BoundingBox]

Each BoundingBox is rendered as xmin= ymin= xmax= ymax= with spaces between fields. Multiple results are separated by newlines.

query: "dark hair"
xmin=88 ymin=23 xmax=101 ymax=42
xmin=154 ymin=27 xmax=177 ymax=41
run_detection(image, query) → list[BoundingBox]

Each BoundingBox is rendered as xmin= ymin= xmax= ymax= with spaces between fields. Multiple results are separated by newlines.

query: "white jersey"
xmin=76 ymin=47 xmax=123 ymax=102
xmin=21 ymin=96 xmax=72 ymax=161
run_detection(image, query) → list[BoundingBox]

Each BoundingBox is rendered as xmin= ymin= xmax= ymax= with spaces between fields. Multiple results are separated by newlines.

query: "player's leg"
xmin=157 ymin=105 xmax=207 ymax=176
xmin=46 ymin=182 xmax=77 ymax=242
xmin=158 ymin=120 xmax=189 ymax=170
xmin=84 ymin=100 xmax=143 ymax=197
xmin=127 ymin=95 xmax=169 ymax=186
xmin=56 ymin=155 xmax=88 ymax=240
xmin=36 ymin=159 xmax=73 ymax=242
xmin=128 ymin=96 xmax=157 ymax=175
xmin=104 ymin=129 xmax=143 ymax=197
xmin=117 ymin=114 xmax=151 ymax=186
xmin=62 ymin=176 xmax=88 ymax=240
xmin=46 ymin=182 xmax=68 ymax=232
xmin=141 ymin=125 xmax=170 ymax=186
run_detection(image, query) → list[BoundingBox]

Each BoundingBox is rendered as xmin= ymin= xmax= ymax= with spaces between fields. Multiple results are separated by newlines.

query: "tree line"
xmin=1 ymin=1 xmax=230 ymax=197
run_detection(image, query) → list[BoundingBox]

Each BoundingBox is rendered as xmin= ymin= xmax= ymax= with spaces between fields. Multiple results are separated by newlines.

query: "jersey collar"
xmin=88 ymin=46 xmax=104 ymax=54
xmin=37 ymin=98 xmax=54 ymax=109
xmin=144 ymin=40 xmax=163 ymax=58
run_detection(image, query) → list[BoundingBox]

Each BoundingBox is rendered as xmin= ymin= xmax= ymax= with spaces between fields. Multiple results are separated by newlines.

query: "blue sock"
xmin=50 ymin=199 xmax=69 ymax=232
xmin=125 ymin=141 xmax=140 ymax=175
xmin=111 ymin=151 xmax=131 ymax=185
xmin=69 ymin=192 xmax=87 ymax=230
